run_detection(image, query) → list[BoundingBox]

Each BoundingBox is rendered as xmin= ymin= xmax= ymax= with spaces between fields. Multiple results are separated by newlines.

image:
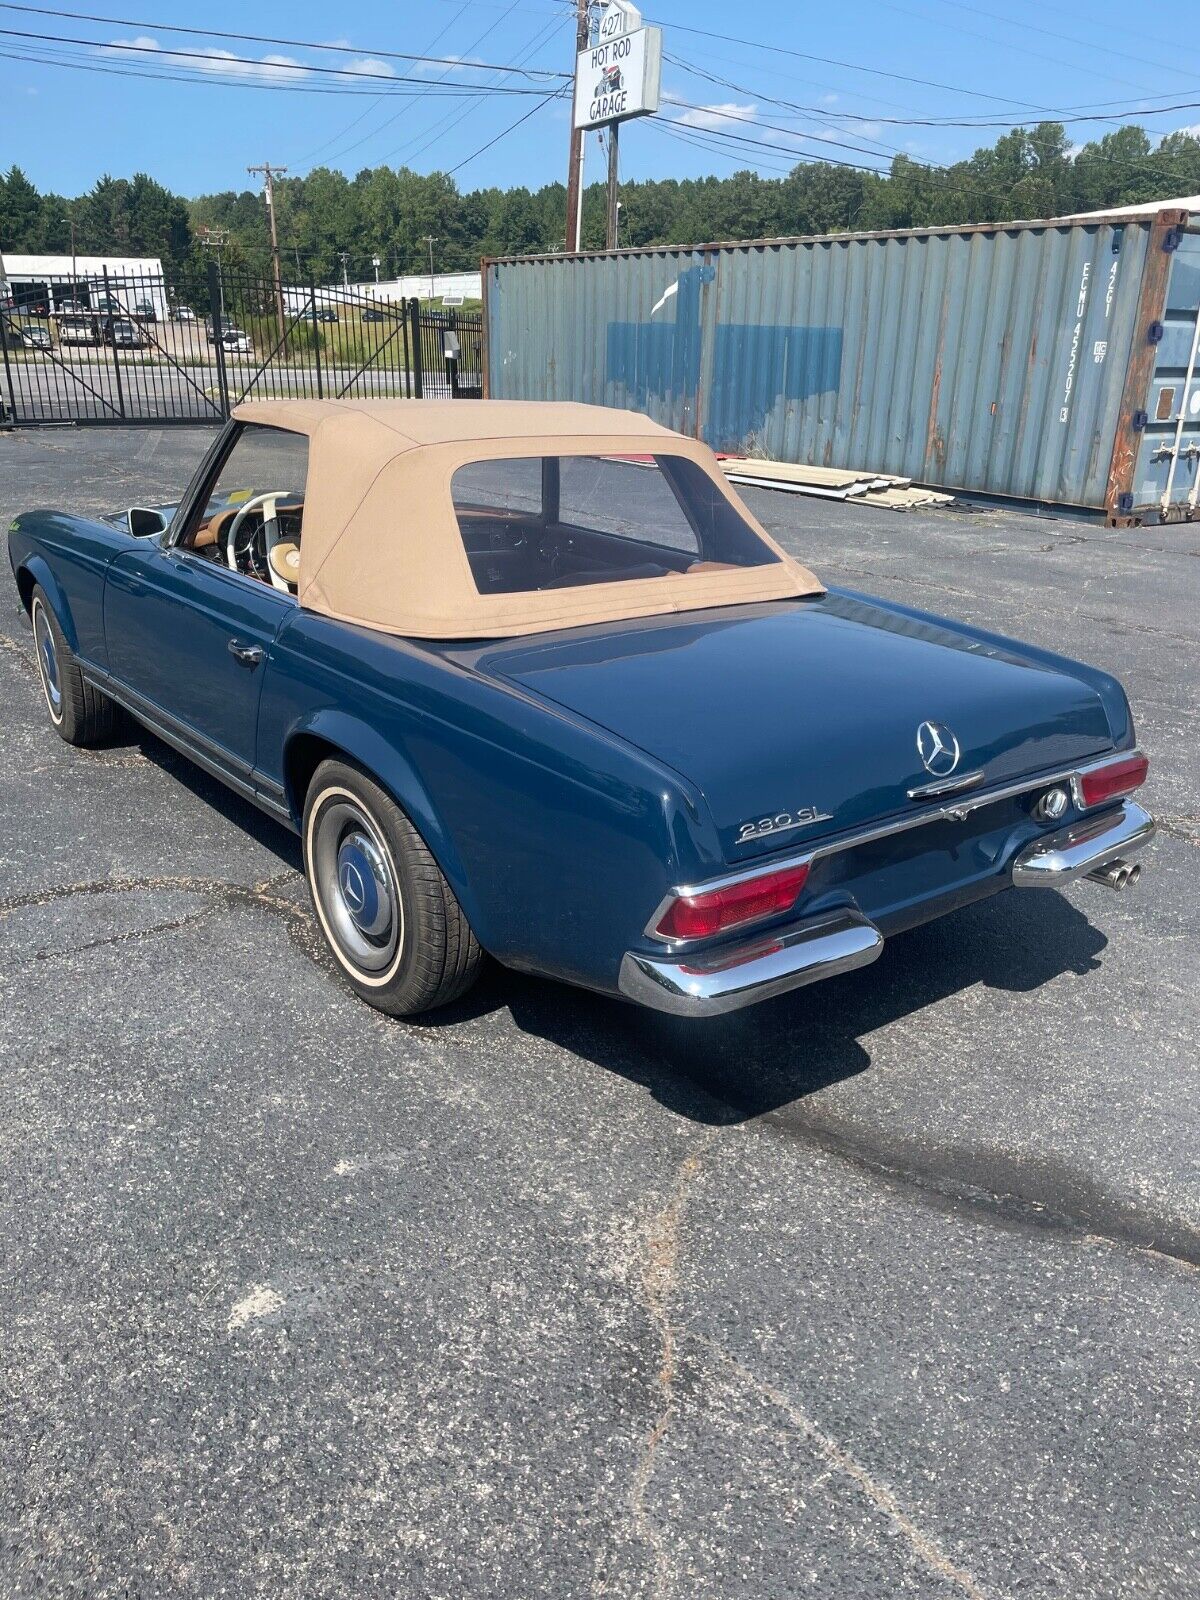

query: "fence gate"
xmin=1 ymin=261 xmax=484 ymax=426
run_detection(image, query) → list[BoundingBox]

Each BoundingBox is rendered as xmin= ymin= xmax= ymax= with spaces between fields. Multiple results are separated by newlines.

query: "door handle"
xmin=228 ymin=640 xmax=264 ymax=668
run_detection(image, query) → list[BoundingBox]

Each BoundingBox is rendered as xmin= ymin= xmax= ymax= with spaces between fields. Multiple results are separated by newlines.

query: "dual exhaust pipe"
xmin=1086 ymin=858 xmax=1143 ymax=891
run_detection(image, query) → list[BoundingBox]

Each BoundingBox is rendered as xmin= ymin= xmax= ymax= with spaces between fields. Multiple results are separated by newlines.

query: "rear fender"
xmin=281 ymin=708 xmax=482 ymax=935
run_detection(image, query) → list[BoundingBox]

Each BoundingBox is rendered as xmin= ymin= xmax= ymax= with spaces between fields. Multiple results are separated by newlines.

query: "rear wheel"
xmin=30 ymin=585 xmax=117 ymax=746
xmin=302 ymin=759 xmax=481 ymax=1016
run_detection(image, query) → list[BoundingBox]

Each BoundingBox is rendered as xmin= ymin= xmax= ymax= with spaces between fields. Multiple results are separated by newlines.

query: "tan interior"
xmin=229 ymin=399 xmax=823 ymax=639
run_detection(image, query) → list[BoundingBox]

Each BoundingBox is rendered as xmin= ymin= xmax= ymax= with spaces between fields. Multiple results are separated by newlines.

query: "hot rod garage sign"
xmin=573 ymin=23 xmax=662 ymax=131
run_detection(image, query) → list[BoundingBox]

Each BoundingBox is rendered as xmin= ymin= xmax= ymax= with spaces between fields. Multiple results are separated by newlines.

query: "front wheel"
xmin=30 ymin=585 xmax=117 ymax=746
xmin=302 ymin=759 xmax=482 ymax=1016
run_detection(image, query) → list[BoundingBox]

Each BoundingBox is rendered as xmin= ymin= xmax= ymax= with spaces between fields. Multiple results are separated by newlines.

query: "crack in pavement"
xmin=694 ymin=1336 xmax=1001 ymax=1600
xmin=628 ymin=1130 xmax=721 ymax=1598
xmin=0 ymin=870 xmax=302 ymax=922
xmin=1158 ymin=814 xmax=1200 ymax=848
xmin=1 ymin=904 xmax=221 ymax=974
xmin=0 ymin=873 xmax=316 ymax=973
xmin=626 ymin=1132 xmax=1006 ymax=1600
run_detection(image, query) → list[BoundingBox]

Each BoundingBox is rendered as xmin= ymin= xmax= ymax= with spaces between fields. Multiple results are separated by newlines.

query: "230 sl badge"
xmin=736 ymin=806 xmax=833 ymax=845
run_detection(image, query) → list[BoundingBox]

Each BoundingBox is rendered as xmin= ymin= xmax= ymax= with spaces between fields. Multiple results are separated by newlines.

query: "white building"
xmin=0 ymin=253 xmax=170 ymax=318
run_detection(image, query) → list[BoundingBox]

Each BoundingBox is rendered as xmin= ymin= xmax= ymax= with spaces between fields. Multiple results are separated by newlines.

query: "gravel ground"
xmin=1 ymin=424 xmax=1197 ymax=1600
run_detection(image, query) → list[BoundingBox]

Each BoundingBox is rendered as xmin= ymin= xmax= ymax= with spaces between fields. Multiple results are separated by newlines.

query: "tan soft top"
xmin=231 ymin=398 xmax=822 ymax=639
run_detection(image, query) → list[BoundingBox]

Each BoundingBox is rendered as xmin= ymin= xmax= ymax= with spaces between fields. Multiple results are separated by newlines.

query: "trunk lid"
xmin=476 ymin=596 xmax=1116 ymax=861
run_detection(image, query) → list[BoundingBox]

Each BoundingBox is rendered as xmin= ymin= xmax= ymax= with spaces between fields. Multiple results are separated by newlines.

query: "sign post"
xmin=570 ymin=0 xmax=662 ymax=251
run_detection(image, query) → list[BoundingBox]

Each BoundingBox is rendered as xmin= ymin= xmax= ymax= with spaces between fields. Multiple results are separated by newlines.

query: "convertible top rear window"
xmin=451 ymin=454 xmax=780 ymax=596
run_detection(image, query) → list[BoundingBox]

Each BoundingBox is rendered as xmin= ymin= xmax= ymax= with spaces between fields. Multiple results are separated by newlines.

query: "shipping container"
xmin=483 ymin=210 xmax=1200 ymax=522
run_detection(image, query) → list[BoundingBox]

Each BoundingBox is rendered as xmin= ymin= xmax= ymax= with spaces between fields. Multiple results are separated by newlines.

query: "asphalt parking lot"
xmin=1 ymin=424 xmax=1197 ymax=1599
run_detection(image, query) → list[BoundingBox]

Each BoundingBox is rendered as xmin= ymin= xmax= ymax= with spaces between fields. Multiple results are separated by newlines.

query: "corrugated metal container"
xmin=484 ymin=210 xmax=1200 ymax=521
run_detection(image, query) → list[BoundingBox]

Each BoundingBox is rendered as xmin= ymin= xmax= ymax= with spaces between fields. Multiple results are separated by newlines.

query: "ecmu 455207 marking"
xmin=735 ymin=806 xmax=833 ymax=845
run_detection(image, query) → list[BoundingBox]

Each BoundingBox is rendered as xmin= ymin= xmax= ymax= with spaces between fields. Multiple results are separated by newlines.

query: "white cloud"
xmin=820 ymin=92 xmax=839 ymax=105
xmin=672 ymin=99 xmax=758 ymax=131
xmin=414 ymin=53 xmax=487 ymax=77
xmin=102 ymin=33 xmax=309 ymax=80
xmin=1172 ymin=123 xmax=1200 ymax=139
xmin=348 ymin=57 xmax=396 ymax=79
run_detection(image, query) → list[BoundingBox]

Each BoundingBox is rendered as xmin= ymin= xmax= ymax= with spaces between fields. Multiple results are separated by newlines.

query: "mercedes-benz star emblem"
xmin=340 ymin=861 xmax=366 ymax=913
xmin=916 ymin=720 xmax=961 ymax=777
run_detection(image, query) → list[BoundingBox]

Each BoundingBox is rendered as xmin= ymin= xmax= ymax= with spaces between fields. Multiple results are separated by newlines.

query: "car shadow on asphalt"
xmin=480 ymin=891 xmax=1108 ymax=1125
xmin=118 ymin=722 xmax=303 ymax=872
xmin=123 ymin=718 xmax=1108 ymax=1127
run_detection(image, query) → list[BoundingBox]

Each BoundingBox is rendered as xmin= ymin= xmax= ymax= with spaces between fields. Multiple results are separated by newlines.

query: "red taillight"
xmin=1077 ymin=752 xmax=1149 ymax=809
xmin=654 ymin=863 xmax=810 ymax=941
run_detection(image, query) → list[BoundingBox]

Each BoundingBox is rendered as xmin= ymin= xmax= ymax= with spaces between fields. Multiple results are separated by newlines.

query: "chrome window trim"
xmin=645 ymin=749 xmax=1145 ymax=947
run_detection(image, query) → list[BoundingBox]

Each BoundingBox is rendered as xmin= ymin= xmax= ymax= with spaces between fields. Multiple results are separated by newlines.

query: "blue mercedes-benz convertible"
xmin=7 ymin=399 xmax=1154 ymax=1017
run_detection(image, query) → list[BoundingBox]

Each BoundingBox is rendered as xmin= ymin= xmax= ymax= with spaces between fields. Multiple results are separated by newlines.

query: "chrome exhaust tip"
xmin=1086 ymin=858 xmax=1142 ymax=890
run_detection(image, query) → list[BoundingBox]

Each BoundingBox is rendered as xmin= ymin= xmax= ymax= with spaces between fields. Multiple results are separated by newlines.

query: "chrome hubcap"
xmin=313 ymin=799 xmax=402 ymax=974
xmin=33 ymin=604 xmax=62 ymax=714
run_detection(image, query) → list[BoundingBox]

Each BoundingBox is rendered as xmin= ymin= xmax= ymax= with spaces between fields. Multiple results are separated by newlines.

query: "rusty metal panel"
xmin=1126 ymin=228 xmax=1200 ymax=516
xmin=485 ymin=213 xmax=1188 ymax=512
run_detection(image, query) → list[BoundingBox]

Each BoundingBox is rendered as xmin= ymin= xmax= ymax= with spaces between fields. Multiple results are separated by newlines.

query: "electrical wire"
xmin=385 ymin=9 xmax=565 ymax=168
xmin=293 ymin=0 xmax=475 ymax=168
xmin=0 ymin=2 xmax=568 ymax=77
xmin=446 ymin=84 xmax=568 ymax=175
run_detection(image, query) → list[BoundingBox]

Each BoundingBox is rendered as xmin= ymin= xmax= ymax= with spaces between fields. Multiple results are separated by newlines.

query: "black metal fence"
xmin=1 ymin=262 xmax=483 ymax=427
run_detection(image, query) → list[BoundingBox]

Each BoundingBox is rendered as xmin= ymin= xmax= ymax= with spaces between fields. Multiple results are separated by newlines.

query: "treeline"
xmin=3 ymin=122 xmax=1199 ymax=296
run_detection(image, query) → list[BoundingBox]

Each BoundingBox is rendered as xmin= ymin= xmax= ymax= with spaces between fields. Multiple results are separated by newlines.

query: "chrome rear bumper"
xmin=1011 ymin=800 xmax=1155 ymax=886
xmin=620 ymin=798 xmax=1154 ymax=1017
xmin=618 ymin=909 xmax=884 ymax=1017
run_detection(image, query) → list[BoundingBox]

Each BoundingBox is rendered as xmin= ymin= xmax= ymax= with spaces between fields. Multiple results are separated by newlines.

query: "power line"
xmin=645 ymin=13 xmax=1061 ymax=113
xmin=385 ymin=9 xmax=564 ymax=168
xmin=909 ymin=0 xmax=1200 ymax=85
xmin=321 ymin=0 xmax=535 ymax=172
xmin=0 ymin=37 xmax=550 ymax=96
xmin=446 ymin=85 xmax=568 ymax=175
xmin=0 ymin=2 xmax=569 ymax=77
xmin=293 ymin=0 xmax=475 ymax=169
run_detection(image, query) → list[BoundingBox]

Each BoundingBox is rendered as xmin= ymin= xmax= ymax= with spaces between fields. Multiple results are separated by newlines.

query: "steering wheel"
xmin=225 ymin=491 xmax=283 ymax=579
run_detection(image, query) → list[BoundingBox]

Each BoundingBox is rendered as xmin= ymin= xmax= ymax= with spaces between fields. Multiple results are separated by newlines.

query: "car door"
xmin=103 ymin=421 xmax=309 ymax=784
xmin=104 ymin=544 xmax=291 ymax=780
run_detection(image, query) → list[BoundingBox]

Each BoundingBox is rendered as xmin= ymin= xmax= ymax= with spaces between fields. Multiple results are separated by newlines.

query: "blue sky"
xmin=4 ymin=0 xmax=1200 ymax=197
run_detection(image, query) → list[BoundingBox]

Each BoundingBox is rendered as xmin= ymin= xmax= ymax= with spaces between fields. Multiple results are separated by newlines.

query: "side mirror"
xmin=127 ymin=506 xmax=169 ymax=538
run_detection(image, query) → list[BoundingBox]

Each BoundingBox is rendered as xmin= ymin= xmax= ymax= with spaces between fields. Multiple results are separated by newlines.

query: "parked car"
xmin=314 ymin=307 xmax=339 ymax=323
xmin=7 ymin=320 xmax=52 ymax=350
xmin=8 ymin=400 xmax=1155 ymax=1019
xmin=205 ymin=318 xmax=251 ymax=351
xmin=172 ymin=305 xmax=197 ymax=322
xmin=105 ymin=318 xmax=146 ymax=349
xmin=132 ymin=300 xmax=157 ymax=322
xmin=361 ymin=307 xmax=390 ymax=323
xmin=57 ymin=314 xmax=98 ymax=346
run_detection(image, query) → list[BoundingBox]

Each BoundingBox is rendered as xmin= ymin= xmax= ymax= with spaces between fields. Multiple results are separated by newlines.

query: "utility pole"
xmin=247 ymin=162 xmax=288 ymax=348
xmin=564 ymin=0 xmax=589 ymax=253
xmin=605 ymin=123 xmax=620 ymax=250
xmin=199 ymin=225 xmax=229 ymax=322
xmin=424 ymin=235 xmax=438 ymax=302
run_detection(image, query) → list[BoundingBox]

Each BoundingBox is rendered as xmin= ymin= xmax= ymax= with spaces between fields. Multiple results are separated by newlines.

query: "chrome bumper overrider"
xmin=618 ymin=910 xmax=884 ymax=1017
xmin=1011 ymin=800 xmax=1155 ymax=886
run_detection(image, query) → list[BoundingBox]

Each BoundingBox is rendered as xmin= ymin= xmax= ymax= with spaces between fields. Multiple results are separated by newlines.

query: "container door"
xmin=1132 ymin=230 xmax=1200 ymax=517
